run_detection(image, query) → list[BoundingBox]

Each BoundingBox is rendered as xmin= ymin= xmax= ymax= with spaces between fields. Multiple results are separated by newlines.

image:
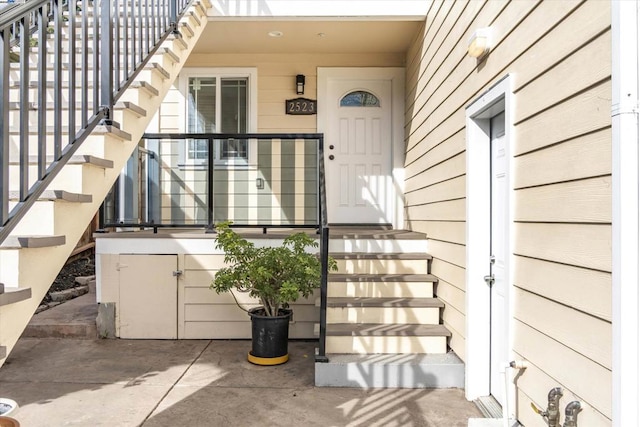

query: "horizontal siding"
xmin=514 ymin=128 xmax=611 ymax=188
xmin=180 ymin=253 xmax=317 ymax=339
xmin=514 ymin=256 xmax=611 ymax=322
xmin=514 ymin=287 xmax=611 ymax=369
xmin=513 ymin=353 xmax=612 ymax=427
xmin=514 ymin=320 xmax=611 ymax=418
xmin=405 ymin=0 xmax=611 ymax=422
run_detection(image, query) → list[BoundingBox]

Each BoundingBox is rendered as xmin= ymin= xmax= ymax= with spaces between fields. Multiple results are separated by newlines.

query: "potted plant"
xmin=210 ymin=222 xmax=336 ymax=366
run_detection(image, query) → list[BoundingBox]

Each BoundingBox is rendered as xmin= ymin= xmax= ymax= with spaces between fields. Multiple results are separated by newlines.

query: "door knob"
xmin=329 ymin=155 xmax=335 ymax=160
xmin=484 ymin=274 xmax=494 ymax=286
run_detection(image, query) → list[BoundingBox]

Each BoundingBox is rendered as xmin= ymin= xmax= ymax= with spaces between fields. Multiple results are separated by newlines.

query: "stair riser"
xmin=8 ymin=109 xmax=94 ymax=130
xmin=336 ymin=259 xmax=430 ymax=275
xmin=329 ymin=239 xmax=428 ymax=253
xmin=327 ymin=307 xmax=440 ymax=325
xmin=325 ymin=336 xmax=447 ymax=354
xmin=8 ymin=163 xmax=107 ymax=194
xmin=7 ymin=134 xmax=116 ymax=162
xmin=7 ymin=201 xmax=66 ymax=236
xmin=327 ymin=281 xmax=434 ymax=298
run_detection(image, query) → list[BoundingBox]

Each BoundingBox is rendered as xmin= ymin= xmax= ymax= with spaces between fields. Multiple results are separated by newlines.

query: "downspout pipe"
xmin=612 ymin=1 xmax=640 ymax=427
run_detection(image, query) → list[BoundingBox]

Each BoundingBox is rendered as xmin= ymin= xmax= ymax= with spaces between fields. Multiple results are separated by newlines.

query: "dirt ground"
xmin=41 ymin=254 xmax=95 ymax=304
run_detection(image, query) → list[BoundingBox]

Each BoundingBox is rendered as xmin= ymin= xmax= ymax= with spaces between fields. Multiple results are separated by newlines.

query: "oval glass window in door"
xmin=340 ymin=90 xmax=380 ymax=107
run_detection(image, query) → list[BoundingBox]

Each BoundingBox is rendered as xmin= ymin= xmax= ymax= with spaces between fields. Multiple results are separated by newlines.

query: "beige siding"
xmin=405 ymin=0 xmax=611 ymax=423
xmin=153 ymin=53 xmax=403 ymax=225
xmin=180 ymin=253 xmax=317 ymax=339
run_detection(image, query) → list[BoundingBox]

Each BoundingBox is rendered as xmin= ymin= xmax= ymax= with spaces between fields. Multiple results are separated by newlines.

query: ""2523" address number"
xmin=285 ymin=98 xmax=317 ymax=115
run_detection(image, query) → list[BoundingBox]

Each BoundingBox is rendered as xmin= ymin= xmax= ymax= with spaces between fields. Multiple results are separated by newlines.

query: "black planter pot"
xmin=247 ymin=307 xmax=292 ymax=365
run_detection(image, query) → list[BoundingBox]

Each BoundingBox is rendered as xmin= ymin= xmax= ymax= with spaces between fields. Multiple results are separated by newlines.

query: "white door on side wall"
xmin=321 ymin=73 xmax=395 ymax=225
xmin=489 ymin=111 xmax=508 ymax=405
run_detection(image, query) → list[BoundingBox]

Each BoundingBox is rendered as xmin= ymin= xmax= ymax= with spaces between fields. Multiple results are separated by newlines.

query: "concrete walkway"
xmin=0 ymin=295 xmax=482 ymax=426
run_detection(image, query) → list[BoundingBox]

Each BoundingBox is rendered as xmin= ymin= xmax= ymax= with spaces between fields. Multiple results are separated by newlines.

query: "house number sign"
xmin=285 ymin=98 xmax=317 ymax=115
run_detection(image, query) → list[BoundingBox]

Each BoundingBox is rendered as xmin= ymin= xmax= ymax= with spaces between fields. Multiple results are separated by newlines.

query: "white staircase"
xmin=0 ymin=0 xmax=212 ymax=366
xmin=315 ymin=228 xmax=464 ymax=388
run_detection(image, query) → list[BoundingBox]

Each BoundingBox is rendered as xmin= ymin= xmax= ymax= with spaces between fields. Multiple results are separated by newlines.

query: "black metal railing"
xmin=0 ymin=0 xmax=192 ymax=243
xmin=101 ymin=132 xmax=332 ymax=360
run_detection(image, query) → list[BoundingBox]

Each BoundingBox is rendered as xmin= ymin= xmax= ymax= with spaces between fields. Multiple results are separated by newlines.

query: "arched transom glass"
xmin=340 ymin=90 xmax=380 ymax=107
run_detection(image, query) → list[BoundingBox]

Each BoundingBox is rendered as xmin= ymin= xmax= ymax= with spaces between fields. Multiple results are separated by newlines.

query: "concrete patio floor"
xmin=0 ymin=338 xmax=482 ymax=426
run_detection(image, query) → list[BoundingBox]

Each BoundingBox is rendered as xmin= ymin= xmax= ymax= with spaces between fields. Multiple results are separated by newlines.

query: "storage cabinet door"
xmin=119 ymin=254 xmax=178 ymax=338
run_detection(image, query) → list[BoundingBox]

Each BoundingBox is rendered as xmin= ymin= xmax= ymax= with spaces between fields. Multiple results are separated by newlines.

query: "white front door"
xmin=320 ymin=69 xmax=401 ymax=225
xmin=489 ymin=111 xmax=508 ymax=405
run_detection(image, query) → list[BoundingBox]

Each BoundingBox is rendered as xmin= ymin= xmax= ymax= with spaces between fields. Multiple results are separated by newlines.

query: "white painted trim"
xmin=612 ymin=1 xmax=640 ymax=426
xmin=178 ymin=67 xmax=258 ymax=166
xmin=465 ymin=76 xmax=514 ymax=406
xmin=317 ymin=67 xmax=405 ymax=229
xmin=207 ymin=1 xmax=429 ymax=19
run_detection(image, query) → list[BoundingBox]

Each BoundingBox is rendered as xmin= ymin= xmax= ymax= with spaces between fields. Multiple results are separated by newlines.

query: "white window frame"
xmin=179 ymin=67 xmax=258 ymax=169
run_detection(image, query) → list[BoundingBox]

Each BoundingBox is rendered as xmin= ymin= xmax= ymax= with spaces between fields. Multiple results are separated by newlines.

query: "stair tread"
xmin=330 ymin=229 xmax=427 ymax=240
xmin=0 ymin=287 xmax=32 ymax=306
xmin=327 ymin=323 xmax=451 ymax=337
xmin=329 ymin=273 xmax=438 ymax=282
xmin=1 ymin=235 xmax=66 ymax=249
xmin=8 ymin=101 xmax=147 ymax=117
xmin=9 ymin=190 xmax=91 ymax=203
xmin=331 ymin=252 xmax=432 ymax=260
xmin=327 ymin=297 xmax=444 ymax=308
xmin=323 ymin=351 xmax=462 ymax=364
xmin=9 ymin=124 xmax=131 ymax=141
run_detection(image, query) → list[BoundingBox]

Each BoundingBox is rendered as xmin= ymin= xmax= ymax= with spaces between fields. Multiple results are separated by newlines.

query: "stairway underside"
xmin=0 ymin=0 xmax=212 ymax=366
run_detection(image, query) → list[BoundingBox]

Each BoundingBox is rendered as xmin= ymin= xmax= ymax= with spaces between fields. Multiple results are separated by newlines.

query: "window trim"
xmin=179 ymin=67 xmax=258 ymax=169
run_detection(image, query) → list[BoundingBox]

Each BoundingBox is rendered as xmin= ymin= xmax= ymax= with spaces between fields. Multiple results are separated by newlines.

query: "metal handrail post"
xmin=206 ymin=137 xmax=215 ymax=233
xmin=316 ymin=135 xmax=330 ymax=363
xmin=100 ymin=0 xmax=115 ymax=126
xmin=0 ymin=28 xmax=9 ymax=225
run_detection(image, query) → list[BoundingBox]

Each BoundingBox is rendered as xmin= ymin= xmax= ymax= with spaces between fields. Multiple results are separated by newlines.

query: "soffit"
xmin=192 ymin=20 xmax=421 ymax=54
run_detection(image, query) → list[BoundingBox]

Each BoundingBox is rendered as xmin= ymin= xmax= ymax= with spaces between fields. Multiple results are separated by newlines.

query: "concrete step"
xmin=328 ymin=273 xmax=436 ymax=298
xmin=315 ymin=352 xmax=464 ymax=388
xmin=323 ymin=322 xmax=452 ymax=353
xmin=326 ymin=297 xmax=444 ymax=325
xmin=22 ymin=290 xmax=97 ymax=339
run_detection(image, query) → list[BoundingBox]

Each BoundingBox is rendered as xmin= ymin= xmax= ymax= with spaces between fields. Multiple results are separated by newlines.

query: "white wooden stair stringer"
xmin=0 ymin=0 xmax=212 ymax=366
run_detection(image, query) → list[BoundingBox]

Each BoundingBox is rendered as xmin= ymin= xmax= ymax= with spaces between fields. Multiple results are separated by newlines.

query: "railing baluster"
xmin=68 ymin=0 xmax=76 ymax=145
xmin=37 ymin=5 xmax=46 ymax=179
xmin=19 ymin=14 xmax=30 ymax=200
xmin=80 ymin=0 xmax=88 ymax=128
xmin=53 ymin=0 xmax=62 ymax=159
xmin=92 ymin=0 xmax=99 ymax=113
xmin=0 ymin=28 xmax=9 ymax=225
xmin=123 ymin=0 xmax=129 ymax=80
xmin=100 ymin=0 xmax=114 ymax=124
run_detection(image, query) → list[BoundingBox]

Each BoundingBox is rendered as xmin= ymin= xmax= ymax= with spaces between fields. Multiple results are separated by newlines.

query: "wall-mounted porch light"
xmin=296 ymin=74 xmax=305 ymax=95
xmin=467 ymin=28 xmax=491 ymax=59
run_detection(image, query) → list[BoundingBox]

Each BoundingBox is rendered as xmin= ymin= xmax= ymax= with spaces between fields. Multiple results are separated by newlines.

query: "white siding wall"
xmin=405 ymin=1 xmax=611 ymax=425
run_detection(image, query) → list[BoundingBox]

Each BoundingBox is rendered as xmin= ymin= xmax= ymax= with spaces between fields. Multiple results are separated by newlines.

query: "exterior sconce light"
xmin=467 ymin=28 xmax=491 ymax=59
xmin=296 ymin=74 xmax=305 ymax=95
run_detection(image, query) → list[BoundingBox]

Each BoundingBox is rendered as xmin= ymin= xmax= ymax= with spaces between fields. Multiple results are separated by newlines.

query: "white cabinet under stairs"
xmin=316 ymin=228 xmax=464 ymax=388
xmin=0 ymin=0 xmax=212 ymax=366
